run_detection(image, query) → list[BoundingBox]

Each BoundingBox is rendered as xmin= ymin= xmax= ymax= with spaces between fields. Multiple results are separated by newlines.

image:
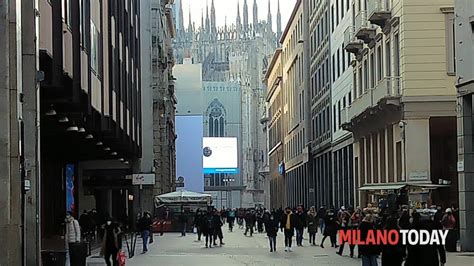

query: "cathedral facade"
xmin=172 ymin=0 xmax=282 ymax=207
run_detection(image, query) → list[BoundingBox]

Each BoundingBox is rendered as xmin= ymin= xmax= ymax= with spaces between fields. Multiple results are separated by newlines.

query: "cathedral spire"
xmin=188 ymin=6 xmax=193 ymax=32
xmin=236 ymin=1 xmax=242 ymax=33
xmin=267 ymin=0 xmax=272 ymax=32
xmin=205 ymin=0 xmax=210 ymax=33
xmin=253 ymin=0 xmax=258 ymax=33
xmin=211 ymin=0 xmax=216 ymax=33
xmin=178 ymin=0 xmax=184 ymax=32
xmin=243 ymin=0 xmax=249 ymax=31
xmin=201 ymin=9 xmax=204 ymax=31
xmin=277 ymin=0 xmax=282 ymax=39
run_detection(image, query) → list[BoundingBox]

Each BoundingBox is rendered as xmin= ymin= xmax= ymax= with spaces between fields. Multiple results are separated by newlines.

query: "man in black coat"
xmin=212 ymin=209 xmax=224 ymax=246
xmin=244 ymin=210 xmax=256 ymax=236
xmin=280 ymin=207 xmax=296 ymax=252
xmin=265 ymin=212 xmax=279 ymax=252
xmin=405 ymin=212 xmax=446 ymax=266
xmin=294 ymin=206 xmax=306 ymax=246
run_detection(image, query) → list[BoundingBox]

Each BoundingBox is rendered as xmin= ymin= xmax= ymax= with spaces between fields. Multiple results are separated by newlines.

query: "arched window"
xmin=206 ymin=98 xmax=226 ymax=137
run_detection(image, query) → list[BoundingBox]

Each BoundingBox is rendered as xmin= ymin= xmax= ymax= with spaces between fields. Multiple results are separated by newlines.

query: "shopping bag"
xmin=117 ymin=250 xmax=126 ymax=266
xmin=193 ymin=227 xmax=198 ymax=234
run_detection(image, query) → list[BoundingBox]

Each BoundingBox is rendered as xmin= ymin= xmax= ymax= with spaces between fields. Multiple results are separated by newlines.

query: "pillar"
xmin=458 ymin=94 xmax=474 ymax=251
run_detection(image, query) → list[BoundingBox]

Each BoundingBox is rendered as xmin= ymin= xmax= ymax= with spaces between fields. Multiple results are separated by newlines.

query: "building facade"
xmin=38 ymin=0 xmax=145 ymax=258
xmin=455 ymin=0 xmax=474 ymax=251
xmin=172 ymin=0 xmax=281 ymax=207
xmin=280 ymin=0 xmax=312 ymax=208
xmin=309 ymin=0 xmax=333 ymax=208
xmin=343 ymin=0 xmax=457 ymax=208
xmin=264 ymin=49 xmax=286 ymax=210
xmin=330 ymin=0 xmax=355 ymax=208
xmin=140 ymin=0 xmax=177 ymax=212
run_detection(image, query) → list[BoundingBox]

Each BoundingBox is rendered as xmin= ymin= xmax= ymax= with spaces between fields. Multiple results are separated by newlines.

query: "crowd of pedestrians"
xmin=186 ymin=203 xmax=457 ymax=266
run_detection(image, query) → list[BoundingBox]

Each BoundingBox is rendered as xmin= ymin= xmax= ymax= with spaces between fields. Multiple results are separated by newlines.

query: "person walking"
xmin=179 ymin=208 xmax=188 ymax=237
xmin=227 ymin=208 xmax=236 ymax=232
xmin=212 ymin=209 xmax=225 ymax=246
xmin=101 ymin=218 xmax=122 ymax=266
xmin=194 ymin=209 xmax=203 ymax=241
xmin=281 ymin=207 xmax=295 ymax=252
xmin=359 ymin=214 xmax=380 ymax=266
xmin=257 ymin=209 xmax=264 ymax=233
xmin=265 ymin=212 xmax=279 ymax=252
xmin=295 ymin=206 xmax=306 ymax=246
xmin=65 ymin=212 xmax=81 ymax=266
xmin=306 ymin=206 xmax=318 ymax=246
xmin=244 ymin=210 xmax=256 ymax=236
xmin=320 ymin=208 xmax=338 ymax=248
xmin=405 ymin=212 xmax=446 ymax=266
xmin=337 ymin=207 xmax=353 ymax=256
xmin=316 ymin=206 xmax=326 ymax=234
xmin=204 ymin=209 xmax=215 ymax=248
xmin=381 ymin=217 xmax=405 ymax=266
xmin=441 ymin=208 xmax=457 ymax=252
xmin=138 ymin=212 xmax=152 ymax=254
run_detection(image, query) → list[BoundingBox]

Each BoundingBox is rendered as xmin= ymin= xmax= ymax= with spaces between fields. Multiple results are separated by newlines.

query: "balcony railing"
xmin=372 ymin=76 xmax=401 ymax=105
xmin=354 ymin=10 xmax=376 ymax=43
xmin=348 ymin=89 xmax=373 ymax=121
xmin=367 ymin=0 xmax=392 ymax=28
xmin=344 ymin=26 xmax=363 ymax=54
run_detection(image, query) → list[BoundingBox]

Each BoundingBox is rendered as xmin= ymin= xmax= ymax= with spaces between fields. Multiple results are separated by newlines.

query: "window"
xmin=342 ymin=45 xmax=346 ymax=72
xmin=90 ymin=21 xmax=100 ymax=73
xmin=445 ymin=12 xmax=456 ymax=74
xmin=338 ymin=101 xmax=341 ymax=128
xmin=331 ymin=6 xmax=335 ymax=32
xmin=370 ymin=52 xmax=375 ymax=88
xmin=358 ymin=67 xmax=363 ymax=96
xmin=377 ymin=45 xmax=383 ymax=81
xmin=385 ymin=40 xmax=391 ymax=77
xmin=333 ymin=105 xmax=337 ymax=132
xmin=336 ymin=0 xmax=339 ymax=26
xmin=394 ymin=33 xmax=400 ymax=77
xmin=337 ymin=49 xmax=341 ymax=78
xmin=332 ymin=54 xmax=336 ymax=81
xmin=363 ymin=60 xmax=368 ymax=92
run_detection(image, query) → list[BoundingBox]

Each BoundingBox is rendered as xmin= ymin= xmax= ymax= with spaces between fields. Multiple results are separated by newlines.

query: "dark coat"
xmin=306 ymin=213 xmax=318 ymax=234
xmin=245 ymin=212 xmax=256 ymax=226
xmin=381 ymin=229 xmax=405 ymax=266
xmin=265 ymin=219 xmax=279 ymax=237
xmin=323 ymin=212 xmax=338 ymax=236
xmin=405 ymin=219 xmax=446 ymax=266
xmin=358 ymin=221 xmax=381 ymax=256
xmin=280 ymin=212 xmax=296 ymax=235
xmin=294 ymin=212 xmax=306 ymax=230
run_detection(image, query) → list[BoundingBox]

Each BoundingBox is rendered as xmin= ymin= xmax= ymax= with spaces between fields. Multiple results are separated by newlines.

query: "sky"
xmin=181 ymin=0 xmax=297 ymax=32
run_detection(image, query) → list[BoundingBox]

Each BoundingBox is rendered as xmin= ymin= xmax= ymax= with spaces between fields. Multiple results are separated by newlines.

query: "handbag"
xmin=193 ymin=226 xmax=198 ymax=234
xmin=117 ymin=250 xmax=126 ymax=266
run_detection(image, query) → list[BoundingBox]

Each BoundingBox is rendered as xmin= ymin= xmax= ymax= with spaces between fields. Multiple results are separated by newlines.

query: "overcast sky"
xmin=181 ymin=0 xmax=297 ymax=32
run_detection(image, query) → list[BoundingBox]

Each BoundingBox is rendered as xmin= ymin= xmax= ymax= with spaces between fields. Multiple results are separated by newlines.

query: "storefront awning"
xmin=358 ymin=184 xmax=406 ymax=191
xmin=407 ymin=183 xmax=451 ymax=190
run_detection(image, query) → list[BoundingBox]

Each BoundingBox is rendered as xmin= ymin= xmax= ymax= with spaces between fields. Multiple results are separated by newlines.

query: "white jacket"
xmin=65 ymin=218 xmax=81 ymax=243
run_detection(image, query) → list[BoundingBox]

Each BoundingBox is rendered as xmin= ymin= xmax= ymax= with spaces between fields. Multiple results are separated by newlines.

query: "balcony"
xmin=372 ymin=76 xmax=401 ymax=105
xmin=367 ymin=0 xmax=392 ymax=29
xmin=348 ymin=89 xmax=373 ymax=121
xmin=344 ymin=26 xmax=363 ymax=55
xmin=355 ymin=10 xmax=376 ymax=44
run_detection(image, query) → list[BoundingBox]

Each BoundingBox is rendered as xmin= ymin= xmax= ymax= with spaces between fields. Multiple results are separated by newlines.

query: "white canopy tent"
xmin=154 ymin=190 xmax=212 ymax=206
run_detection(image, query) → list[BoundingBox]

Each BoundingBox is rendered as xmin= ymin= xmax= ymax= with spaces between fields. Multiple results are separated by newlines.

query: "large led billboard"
xmin=203 ymin=137 xmax=238 ymax=174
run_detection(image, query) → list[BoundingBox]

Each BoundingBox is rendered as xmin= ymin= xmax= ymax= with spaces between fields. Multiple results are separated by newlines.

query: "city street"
xmin=127 ymin=229 xmax=359 ymax=266
xmin=117 ymin=229 xmax=473 ymax=266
